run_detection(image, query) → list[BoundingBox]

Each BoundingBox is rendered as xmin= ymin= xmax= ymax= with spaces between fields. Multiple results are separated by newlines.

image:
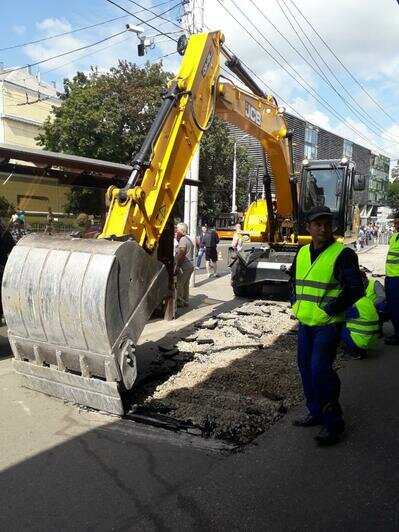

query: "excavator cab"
xmin=298 ymin=158 xmax=362 ymax=242
xmin=230 ymin=157 xmax=364 ymax=296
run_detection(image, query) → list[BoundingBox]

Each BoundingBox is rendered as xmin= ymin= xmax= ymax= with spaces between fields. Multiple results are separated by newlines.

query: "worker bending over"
xmin=290 ymin=206 xmax=364 ymax=446
xmin=340 ymin=272 xmax=385 ymax=360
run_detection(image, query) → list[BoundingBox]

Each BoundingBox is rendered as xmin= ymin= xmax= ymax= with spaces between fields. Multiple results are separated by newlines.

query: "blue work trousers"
xmin=196 ymin=247 xmax=205 ymax=268
xmin=297 ymin=323 xmax=343 ymax=430
xmin=385 ymin=276 xmax=399 ymax=337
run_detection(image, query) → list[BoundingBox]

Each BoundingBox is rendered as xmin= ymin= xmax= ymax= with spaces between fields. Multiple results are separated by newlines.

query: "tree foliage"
xmin=37 ymin=62 xmax=254 ymax=219
xmin=198 ymin=119 xmax=253 ymax=224
xmin=37 ymin=61 xmax=172 ymax=214
xmin=62 ymin=187 xmax=104 ymax=216
xmin=387 ymin=180 xmax=399 ymax=211
xmin=0 ymin=195 xmax=14 ymax=218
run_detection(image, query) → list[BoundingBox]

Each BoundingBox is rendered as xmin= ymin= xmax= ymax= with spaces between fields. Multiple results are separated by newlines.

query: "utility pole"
xmin=181 ymin=0 xmax=204 ymax=286
xmin=232 ymin=142 xmax=237 ymax=214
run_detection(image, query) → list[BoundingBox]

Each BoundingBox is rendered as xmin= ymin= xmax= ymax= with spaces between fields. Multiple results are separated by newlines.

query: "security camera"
xmin=126 ymin=24 xmax=144 ymax=34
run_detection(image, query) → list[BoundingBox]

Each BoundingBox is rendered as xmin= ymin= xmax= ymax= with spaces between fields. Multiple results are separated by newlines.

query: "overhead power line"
xmin=218 ymin=0 xmax=387 ymax=154
xmin=202 ymin=20 xmax=307 ymax=120
xmin=105 ymin=0 xmax=179 ymax=42
xmin=220 ymin=49 xmax=307 ymax=121
xmin=276 ymin=0 xmax=399 ymax=144
xmin=288 ymin=0 xmax=399 ymax=126
xmin=42 ymin=33 xmax=176 ymax=75
xmin=0 ymin=15 xmax=128 ymax=52
xmin=153 ymin=50 xmax=179 ymax=62
xmin=42 ymin=33 xmax=134 ymax=75
xmin=3 ymin=30 xmax=128 ymax=75
xmin=0 ymin=0 xmax=173 ymax=53
xmin=2 ymin=2 xmax=182 ymax=78
xmin=124 ymin=0 xmax=184 ymax=31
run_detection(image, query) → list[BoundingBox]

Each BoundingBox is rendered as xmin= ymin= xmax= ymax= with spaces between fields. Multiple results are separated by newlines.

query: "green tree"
xmin=198 ymin=119 xmax=253 ymax=223
xmin=63 ymin=186 xmax=103 ymax=215
xmin=37 ymin=61 xmax=172 ymax=214
xmin=37 ymin=63 xmax=254 ymax=219
xmin=387 ymin=180 xmax=399 ymax=211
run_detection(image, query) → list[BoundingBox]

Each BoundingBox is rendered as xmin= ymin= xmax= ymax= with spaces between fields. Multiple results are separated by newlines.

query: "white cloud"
xmin=12 ymin=25 xmax=26 ymax=36
xmin=15 ymin=0 xmax=399 ymax=163
xmin=36 ymin=18 xmax=71 ymax=35
xmin=199 ymin=0 xmax=399 ymax=157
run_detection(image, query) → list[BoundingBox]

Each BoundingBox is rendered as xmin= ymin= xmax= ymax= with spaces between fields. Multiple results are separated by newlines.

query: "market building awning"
xmin=0 ymin=143 xmax=200 ymax=188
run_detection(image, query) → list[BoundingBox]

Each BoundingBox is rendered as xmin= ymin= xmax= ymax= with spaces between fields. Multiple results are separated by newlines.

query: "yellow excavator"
xmin=232 ymin=155 xmax=364 ymax=296
xmin=1 ymin=30 xmax=364 ymax=414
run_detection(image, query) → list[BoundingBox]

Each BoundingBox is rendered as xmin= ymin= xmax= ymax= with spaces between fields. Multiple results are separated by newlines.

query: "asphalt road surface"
xmin=1 ymin=244 xmax=398 ymax=531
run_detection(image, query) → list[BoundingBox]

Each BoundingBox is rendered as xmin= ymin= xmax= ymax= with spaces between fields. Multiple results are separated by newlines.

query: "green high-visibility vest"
xmin=292 ymin=241 xmax=345 ymax=326
xmin=386 ymin=233 xmax=399 ymax=277
xmin=365 ymin=278 xmax=377 ymax=304
xmin=346 ymin=296 xmax=380 ymax=350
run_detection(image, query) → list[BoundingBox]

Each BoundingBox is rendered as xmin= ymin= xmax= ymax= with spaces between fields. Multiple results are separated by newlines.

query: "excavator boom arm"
xmin=100 ymin=31 xmax=223 ymax=249
xmin=100 ymin=31 xmax=292 ymax=248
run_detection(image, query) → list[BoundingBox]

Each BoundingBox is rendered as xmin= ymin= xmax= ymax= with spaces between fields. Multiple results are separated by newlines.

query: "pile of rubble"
xmin=132 ymin=300 xmax=304 ymax=445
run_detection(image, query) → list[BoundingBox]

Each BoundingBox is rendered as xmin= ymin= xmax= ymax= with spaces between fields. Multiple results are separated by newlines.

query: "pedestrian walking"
xmin=290 ymin=205 xmax=364 ymax=446
xmin=358 ymin=227 xmax=365 ymax=249
xmin=384 ymin=212 xmax=399 ymax=345
xmin=44 ymin=206 xmax=54 ymax=235
xmin=204 ymin=226 xmax=219 ymax=278
xmin=231 ymin=223 xmax=244 ymax=252
xmin=195 ymin=225 xmax=207 ymax=270
xmin=174 ymin=222 xmax=194 ymax=308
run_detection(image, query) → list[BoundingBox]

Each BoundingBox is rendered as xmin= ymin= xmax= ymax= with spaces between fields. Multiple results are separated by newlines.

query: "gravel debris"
xmin=133 ymin=299 xmax=303 ymax=445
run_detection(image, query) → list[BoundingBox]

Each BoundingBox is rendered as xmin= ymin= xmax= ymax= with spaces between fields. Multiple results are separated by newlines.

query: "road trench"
xmin=125 ymin=299 xmax=303 ymax=447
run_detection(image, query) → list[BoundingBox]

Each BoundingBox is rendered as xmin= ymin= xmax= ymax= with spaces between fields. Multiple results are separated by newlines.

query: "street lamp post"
xmin=232 ymin=134 xmax=249 ymax=215
xmin=232 ymin=141 xmax=237 ymax=214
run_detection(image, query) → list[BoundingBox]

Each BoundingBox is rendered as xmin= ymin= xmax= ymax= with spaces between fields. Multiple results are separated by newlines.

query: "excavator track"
xmin=2 ymin=234 xmax=168 ymax=414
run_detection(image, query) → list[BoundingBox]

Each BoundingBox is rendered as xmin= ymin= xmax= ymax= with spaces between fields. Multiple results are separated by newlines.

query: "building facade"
xmin=0 ymin=66 xmax=59 ymax=147
xmin=228 ymin=112 xmax=390 ymax=218
xmin=0 ymin=66 xmax=71 ymax=223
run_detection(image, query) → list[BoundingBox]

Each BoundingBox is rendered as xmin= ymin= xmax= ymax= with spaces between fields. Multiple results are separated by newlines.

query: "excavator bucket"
xmin=2 ymin=234 xmax=168 ymax=414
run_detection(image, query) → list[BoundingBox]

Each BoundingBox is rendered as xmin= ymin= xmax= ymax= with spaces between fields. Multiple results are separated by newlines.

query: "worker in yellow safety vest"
xmin=340 ymin=272 xmax=385 ymax=359
xmin=290 ymin=205 xmax=364 ymax=446
xmin=384 ymin=212 xmax=399 ymax=345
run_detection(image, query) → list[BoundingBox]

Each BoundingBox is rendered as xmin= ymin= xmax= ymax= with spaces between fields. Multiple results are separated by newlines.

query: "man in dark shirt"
xmin=290 ymin=206 xmax=364 ymax=445
xmin=290 ymin=238 xmax=364 ymax=317
xmin=204 ymin=227 xmax=219 ymax=278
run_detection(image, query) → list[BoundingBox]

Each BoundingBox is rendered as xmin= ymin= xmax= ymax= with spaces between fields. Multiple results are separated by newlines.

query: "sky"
xmin=2 ymin=0 xmax=399 ymax=167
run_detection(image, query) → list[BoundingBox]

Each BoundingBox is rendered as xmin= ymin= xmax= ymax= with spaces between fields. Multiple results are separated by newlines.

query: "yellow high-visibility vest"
xmin=386 ymin=233 xmax=399 ymax=277
xmin=292 ymin=241 xmax=345 ymax=326
xmin=346 ymin=296 xmax=380 ymax=350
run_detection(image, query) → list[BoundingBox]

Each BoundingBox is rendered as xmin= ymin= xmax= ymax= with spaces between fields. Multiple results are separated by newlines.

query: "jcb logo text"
xmin=245 ymin=102 xmax=261 ymax=126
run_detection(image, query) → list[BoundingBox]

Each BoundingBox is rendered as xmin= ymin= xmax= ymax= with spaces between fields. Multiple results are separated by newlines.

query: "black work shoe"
xmin=292 ymin=414 xmax=321 ymax=427
xmin=314 ymin=424 xmax=344 ymax=446
xmin=341 ymin=351 xmax=363 ymax=360
xmin=385 ymin=336 xmax=399 ymax=346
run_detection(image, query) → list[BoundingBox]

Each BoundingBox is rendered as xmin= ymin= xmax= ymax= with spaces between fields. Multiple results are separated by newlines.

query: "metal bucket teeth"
xmin=2 ymin=234 xmax=168 ymax=414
